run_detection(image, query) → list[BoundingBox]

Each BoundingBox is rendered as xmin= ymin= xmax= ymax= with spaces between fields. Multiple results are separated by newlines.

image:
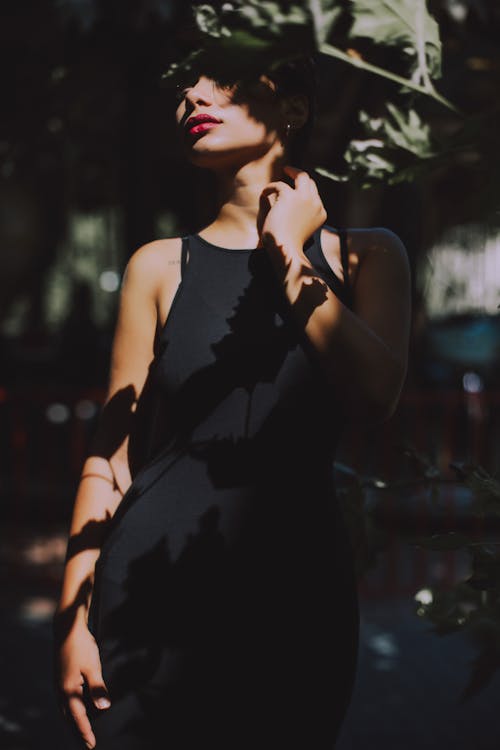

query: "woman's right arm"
xmin=53 ymin=238 xmax=181 ymax=749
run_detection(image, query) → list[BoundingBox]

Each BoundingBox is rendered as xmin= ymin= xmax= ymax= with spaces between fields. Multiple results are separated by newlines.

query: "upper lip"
xmin=185 ymin=113 xmax=222 ymax=129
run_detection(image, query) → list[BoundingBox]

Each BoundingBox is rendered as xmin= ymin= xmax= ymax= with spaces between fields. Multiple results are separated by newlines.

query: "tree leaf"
xmin=161 ymin=1 xmax=315 ymax=86
xmin=194 ymin=4 xmax=231 ymax=38
xmin=320 ymin=100 xmax=439 ymax=187
xmin=314 ymin=165 xmax=350 ymax=183
xmin=307 ymin=0 xmax=343 ymax=45
xmin=349 ymin=0 xmax=442 ymax=84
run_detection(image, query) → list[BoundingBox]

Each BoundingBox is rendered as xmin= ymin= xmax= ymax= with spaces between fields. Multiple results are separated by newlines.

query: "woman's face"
xmin=174 ymin=73 xmax=287 ymax=169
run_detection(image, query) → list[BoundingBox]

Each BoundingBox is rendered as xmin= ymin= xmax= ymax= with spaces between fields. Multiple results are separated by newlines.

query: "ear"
xmin=279 ymin=93 xmax=309 ymax=130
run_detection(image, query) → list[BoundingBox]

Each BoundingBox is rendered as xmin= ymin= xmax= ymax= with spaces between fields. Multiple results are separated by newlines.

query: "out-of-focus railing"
xmin=337 ymin=387 xmax=500 ymax=599
xmin=340 ymin=387 xmax=500 ymax=478
xmin=1 ymin=385 xmax=499 ymax=599
xmin=0 ymin=385 xmax=106 ymax=523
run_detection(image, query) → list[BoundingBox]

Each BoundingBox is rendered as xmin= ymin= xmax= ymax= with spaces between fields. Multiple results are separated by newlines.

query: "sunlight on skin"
xmin=52 ymin=63 xmax=411 ymax=750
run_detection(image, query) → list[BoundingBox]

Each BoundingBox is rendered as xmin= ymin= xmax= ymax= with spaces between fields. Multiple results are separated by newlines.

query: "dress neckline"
xmin=192 ymin=227 xmax=325 ymax=255
xmin=193 ymin=232 xmax=256 ymax=253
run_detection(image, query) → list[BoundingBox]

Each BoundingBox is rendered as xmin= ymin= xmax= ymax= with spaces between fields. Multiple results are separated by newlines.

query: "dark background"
xmin=1 ymin=1 xmax=500 ymax=748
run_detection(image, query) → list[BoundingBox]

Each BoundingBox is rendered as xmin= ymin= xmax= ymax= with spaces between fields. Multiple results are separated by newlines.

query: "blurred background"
xmin=1 ymin=1 xmax=500 ymax=748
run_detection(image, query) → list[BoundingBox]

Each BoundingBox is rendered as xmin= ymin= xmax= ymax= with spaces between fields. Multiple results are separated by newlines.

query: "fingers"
xmin=261 ymin=177 xmax=319 ymax=206
xmin=263 ymin=166 xmax=316 ymax=194
xmin=84 ymin=661 xmax=111 ymax=710
xmin=294 ymin=172 xmax=314 ymax=192
xmin=261 ymin=182 xmax=292 ymax=197
xmin=282 ymin=165 xmax=319 ymax=194
xmin=60 ymin=663 xmax=110 ymax=749
xmin=283 ymin=164 xmax=309 ymax=180
xmin=283 ymin=167 xmax=325 ymax=219
xmin=260 ymin=183 xmax=290 ymax=209
xmin=63 ymin=682 xmax=97 ymax=749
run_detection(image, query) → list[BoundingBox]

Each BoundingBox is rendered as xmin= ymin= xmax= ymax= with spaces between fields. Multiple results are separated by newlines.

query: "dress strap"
xmin=311 ymin=224 xmax=354 ymax=309
xmin=180 ymin=235 xmax=189 ymax=276
xmin=337 ymin=227 xmax=354 ymax=307
xmin=337 ymin=227 xmax=352 ymax=304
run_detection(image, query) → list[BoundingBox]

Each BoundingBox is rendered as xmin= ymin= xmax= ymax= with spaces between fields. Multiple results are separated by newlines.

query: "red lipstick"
xmin=185 ymin=113 xmax=222 ymax=135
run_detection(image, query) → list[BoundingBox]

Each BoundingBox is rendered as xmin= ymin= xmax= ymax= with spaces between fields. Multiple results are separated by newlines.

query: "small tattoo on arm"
xmin=167 ymin=259 xmax=181 ymax=265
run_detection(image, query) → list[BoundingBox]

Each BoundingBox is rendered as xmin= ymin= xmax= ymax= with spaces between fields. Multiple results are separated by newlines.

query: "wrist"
xmin=262 ymin=234 xmax=309 ymax=284
xmin=54 ymin=574 xmax=93 ymax=632
xmin=53 ymin=599 xmax=91 ymax=641
xmin=262 ymin=232 xmax=303 ymax=256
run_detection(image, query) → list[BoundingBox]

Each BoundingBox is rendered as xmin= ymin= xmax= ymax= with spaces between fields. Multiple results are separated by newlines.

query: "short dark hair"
xmin=265 ymin=54 xmax=318 ymax=168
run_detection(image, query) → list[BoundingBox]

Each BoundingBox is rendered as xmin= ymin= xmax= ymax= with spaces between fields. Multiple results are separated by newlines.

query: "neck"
xmin=203 ymin=151 xmax=290 ymax=247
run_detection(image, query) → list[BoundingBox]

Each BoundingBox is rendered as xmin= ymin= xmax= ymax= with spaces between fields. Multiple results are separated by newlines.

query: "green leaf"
xmin=381 ymin=102 xmax=435 ymax=157
xmin=320 ymin=100 xmax=439 ymax=187
xmin=314 ymin=165 xmax=349 ymax=183
xmin=194 ymin=4 xmax=231 ymax=38
xmin=349 ymin=0 xmax=442 ymax=84
xmin=307 ymin=0 xmax=343 ymax=45
xmin=161 ymin=1 xmax=461 ymax=190
xmin=232 ymin=1 xmax=311 ymax=36
xmin=209 ymin=1 xmax=311 ymax=43
xmin=355 ymin=103 xmax=436 ymax=159
xmin=161 ymin=48 xmax=205 ymax=85
xmin=162 ymin=1 xmax=316 ymax=87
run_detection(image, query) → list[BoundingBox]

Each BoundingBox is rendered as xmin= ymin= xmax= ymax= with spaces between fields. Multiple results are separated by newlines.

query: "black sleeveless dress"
xmin=84 ymin=225 xmax=360 ymax=749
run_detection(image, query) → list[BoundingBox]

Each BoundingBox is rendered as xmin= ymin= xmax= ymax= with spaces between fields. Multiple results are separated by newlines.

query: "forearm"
xmin=265 ymin=238 xmax=406 ymax=420
xmin=55 ymin=454 xmax=130 ymax=632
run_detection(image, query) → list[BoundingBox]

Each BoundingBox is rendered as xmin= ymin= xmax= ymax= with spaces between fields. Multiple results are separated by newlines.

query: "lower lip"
xmin=187 ymin=121 xmax=220 ymax=135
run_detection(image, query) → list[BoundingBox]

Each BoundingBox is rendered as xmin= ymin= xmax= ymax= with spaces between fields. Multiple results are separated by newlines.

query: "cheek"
xmin=175 ymin=99 xmax=186 ymax=120
xmin=228 ymin=111 xmax=277 ymax=143
xmin=174 ymin=109 xmax=183 ymax=130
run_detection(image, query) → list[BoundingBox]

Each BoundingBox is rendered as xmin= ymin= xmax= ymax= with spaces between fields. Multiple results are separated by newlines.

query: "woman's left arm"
xmin=259 ymin=167 xmax=411 ymax=424
xmin=274 ymin=228 xmax=412 ymax=424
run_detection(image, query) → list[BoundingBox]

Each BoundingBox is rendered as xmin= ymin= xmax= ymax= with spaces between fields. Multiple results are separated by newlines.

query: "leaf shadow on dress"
xmin=59 ymin=237 xmax=360 ymax=749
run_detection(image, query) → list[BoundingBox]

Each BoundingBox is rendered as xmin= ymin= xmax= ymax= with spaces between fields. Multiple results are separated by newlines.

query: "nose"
xmin=184 ymin=76 xmax=215 ymax=106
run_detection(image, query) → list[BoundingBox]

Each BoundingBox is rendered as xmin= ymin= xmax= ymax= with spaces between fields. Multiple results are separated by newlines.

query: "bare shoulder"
xmin=124 ymin=236 xmax=183 ymax=286
xmin=319 ymin=225 xmax=409 ymax=288
xmin=356 ymin=227 xmax=411 ymax=288
xmin=359 ymin=227 xmax=409 ymax=261
xmin=125 ymin=236 xmax=188 ymax=333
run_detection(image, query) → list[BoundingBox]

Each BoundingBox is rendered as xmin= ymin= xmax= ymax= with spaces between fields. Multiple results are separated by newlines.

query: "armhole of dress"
xmin=315 ymin=225 xmax=353 ymax=308
xmin=180 ymin=234 xmax=189 ymax=275
xmin=154 ymin=235 xmax=190 ymax=352
xmin=167 ymin=234 xmax=190 ymax=318
xmin=338 ymin=227 xmax=353 ymax=308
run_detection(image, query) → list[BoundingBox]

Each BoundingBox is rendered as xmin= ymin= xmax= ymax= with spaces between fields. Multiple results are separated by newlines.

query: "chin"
xmin=185 ymin=140 xmax=273 ymax=170
xmin=185 ymin=154 xmax=225 ymax=173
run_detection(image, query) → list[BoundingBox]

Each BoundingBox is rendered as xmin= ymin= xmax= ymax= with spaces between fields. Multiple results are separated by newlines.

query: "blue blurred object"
xmin=420 ymin=314 xmax=500 ymax=387
xmin=426 ymin=314 xmax=500 ymax=368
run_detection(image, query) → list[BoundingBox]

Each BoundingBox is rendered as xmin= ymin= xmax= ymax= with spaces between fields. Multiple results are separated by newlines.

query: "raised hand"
xmin=257 ymin=165 xmax=327 ymax=254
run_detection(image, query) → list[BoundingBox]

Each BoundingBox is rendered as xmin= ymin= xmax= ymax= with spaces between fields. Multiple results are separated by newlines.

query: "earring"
xmin=285 ymin=122 xmax=291 ymax=137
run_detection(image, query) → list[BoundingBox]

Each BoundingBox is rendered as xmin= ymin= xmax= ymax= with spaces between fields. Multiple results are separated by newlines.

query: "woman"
xmin=54 ymin=56 xmax=411 ymax=749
